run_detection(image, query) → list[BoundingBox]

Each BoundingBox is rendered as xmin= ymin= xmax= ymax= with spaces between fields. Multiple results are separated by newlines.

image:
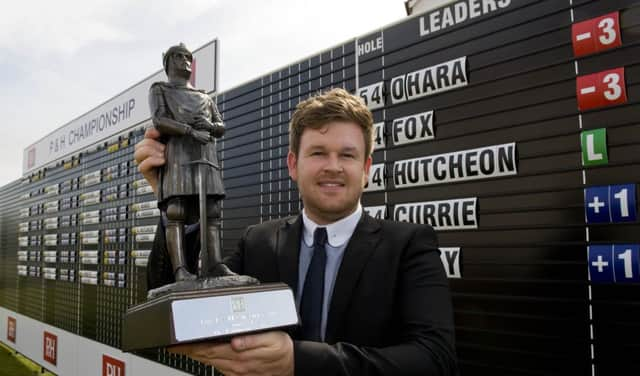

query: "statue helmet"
xmin=162 ymin=43 xmax=193 ymax=74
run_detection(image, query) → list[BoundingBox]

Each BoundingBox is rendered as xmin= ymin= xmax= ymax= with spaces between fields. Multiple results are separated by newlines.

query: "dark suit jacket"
xmin=224 ymin=213 xmax=458 ymax=376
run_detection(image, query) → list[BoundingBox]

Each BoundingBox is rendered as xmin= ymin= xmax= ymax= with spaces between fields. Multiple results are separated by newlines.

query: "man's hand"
xmin=133 ymin=127 xmax=165 ymax=196
xmin=169 ymin=331 xmax=294 ymax=376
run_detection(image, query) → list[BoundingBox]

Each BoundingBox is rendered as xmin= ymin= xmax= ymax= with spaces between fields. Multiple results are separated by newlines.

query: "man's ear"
xmin=287 ymin=151 xmax=298 ymax=182
xmin=362 ymin=155 xmax=372 ymax=187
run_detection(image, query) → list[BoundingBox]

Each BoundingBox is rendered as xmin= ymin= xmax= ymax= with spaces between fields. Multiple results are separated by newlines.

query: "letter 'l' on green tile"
xmin=581 ymin=128 xmax=608 ymax=167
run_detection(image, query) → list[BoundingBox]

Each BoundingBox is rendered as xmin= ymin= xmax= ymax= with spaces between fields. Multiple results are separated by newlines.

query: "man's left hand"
xmin=170 ymin=331 xmax=294 ymax=376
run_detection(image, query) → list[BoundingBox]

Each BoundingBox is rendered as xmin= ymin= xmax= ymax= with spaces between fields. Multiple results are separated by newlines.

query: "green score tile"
xmin=581 ymin=128 xmax=608 ymax=167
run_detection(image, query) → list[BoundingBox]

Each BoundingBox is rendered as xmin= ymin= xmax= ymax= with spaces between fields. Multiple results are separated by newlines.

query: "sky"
xmin=0 ymin=0 xmax=406 ymax=187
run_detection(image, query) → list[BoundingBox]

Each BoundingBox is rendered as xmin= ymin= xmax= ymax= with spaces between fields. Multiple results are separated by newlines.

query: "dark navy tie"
xmin=300 ymin=227 xmax=328 ymax=341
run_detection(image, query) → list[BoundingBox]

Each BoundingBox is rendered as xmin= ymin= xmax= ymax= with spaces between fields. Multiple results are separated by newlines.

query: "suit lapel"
xmin=277 ymin=215 xmax=302 ymax=293
xmin=325 ymin=214 xmax=381 ymax=343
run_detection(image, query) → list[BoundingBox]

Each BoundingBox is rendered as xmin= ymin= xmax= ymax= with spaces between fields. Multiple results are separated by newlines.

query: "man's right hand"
xmin=134 ymin=127 xmax=165 ymax=196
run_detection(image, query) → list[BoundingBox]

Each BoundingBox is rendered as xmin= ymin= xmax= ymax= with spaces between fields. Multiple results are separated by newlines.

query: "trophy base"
xmin=121 ymin=282 xmax=299 ymax=352
xmin=147 ymin=274 xmax=261 ymax=300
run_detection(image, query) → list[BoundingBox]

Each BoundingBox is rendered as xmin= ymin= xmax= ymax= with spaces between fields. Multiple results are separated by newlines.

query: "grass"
xmin=0 ymin=342 xmax=55 ymax=376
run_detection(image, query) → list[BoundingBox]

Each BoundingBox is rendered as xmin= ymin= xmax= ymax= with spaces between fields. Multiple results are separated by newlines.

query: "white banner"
xmin=0 ymin=307 xmax=190 ymax=376
xmin=23 ymin=39 xmax=218 ymax=175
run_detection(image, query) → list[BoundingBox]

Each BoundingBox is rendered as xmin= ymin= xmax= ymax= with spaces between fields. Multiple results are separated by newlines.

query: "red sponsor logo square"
xmin=102 ymin=354 xmax=125 ymax=376
xmin=27 ymin=147 xmax=36 ymax=169
xmin=7 ymin=317 xmax=16 ymax=343
xmin=43 ymin=331 xmax=57 ymax=366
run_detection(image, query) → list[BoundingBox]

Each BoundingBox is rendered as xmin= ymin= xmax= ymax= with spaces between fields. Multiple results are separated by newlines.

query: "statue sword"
xmin=186 ymin=132 xmax=221 ymax=278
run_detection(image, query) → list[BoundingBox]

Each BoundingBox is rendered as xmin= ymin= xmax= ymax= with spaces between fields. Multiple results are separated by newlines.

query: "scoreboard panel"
xmin=1 ymin=1 xmax=639 ymax=374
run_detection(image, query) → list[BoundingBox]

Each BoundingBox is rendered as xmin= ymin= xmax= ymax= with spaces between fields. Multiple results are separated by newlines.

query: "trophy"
xmin=122 ymin=44 xmax=298 ymax=352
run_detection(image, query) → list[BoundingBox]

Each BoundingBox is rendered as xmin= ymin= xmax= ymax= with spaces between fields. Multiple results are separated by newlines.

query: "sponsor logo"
xmin=103 ymin=354 xmax=125 ymax=376
xmin=27 ymin=148 xmax=36 ymax=169
xmin=43 ymin=331 xmax=57 ymax=366
xmin=7 ymin=317 xmax=16 ymax=343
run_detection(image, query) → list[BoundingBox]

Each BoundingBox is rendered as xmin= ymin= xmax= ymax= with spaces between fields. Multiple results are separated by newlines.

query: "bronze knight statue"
xmin=147 ymin=43 xmax=256 ymax=297
xmin=121 ymin=44 xmax=293 ymax=352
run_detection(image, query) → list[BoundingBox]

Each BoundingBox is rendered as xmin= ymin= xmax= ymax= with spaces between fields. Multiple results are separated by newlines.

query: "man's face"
xmin=287 ymin=121 xmax=372 ymax=225
xmin=168 ymin=51 xmax=192 ymax=79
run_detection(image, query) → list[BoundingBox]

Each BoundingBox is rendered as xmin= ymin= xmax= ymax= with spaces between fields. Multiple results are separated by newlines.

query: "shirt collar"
xmin=302 ymin=204 xmax=363 ymax=247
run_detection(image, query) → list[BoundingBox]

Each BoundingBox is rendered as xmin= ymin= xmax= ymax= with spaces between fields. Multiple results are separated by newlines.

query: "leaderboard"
xmin=218 ymin=0 xmax=638 ymax=374
xmin=13 ymin=130 xmax=158 ymax=348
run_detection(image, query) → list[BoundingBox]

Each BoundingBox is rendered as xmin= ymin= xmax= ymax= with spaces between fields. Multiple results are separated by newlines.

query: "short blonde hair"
xmin=289 ymin=88 xmax=374 ymax=158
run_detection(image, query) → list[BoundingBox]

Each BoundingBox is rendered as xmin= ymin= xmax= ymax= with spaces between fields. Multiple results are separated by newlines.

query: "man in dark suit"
xmin=135 ymin=88 xmax=457 ymax=375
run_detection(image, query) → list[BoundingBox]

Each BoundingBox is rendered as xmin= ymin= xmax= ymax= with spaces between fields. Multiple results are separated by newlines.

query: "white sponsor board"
xmin=23 ymin=40 xmax=218 ymax=175
xmin=0 ymin=307 xmax=190 ymax=376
